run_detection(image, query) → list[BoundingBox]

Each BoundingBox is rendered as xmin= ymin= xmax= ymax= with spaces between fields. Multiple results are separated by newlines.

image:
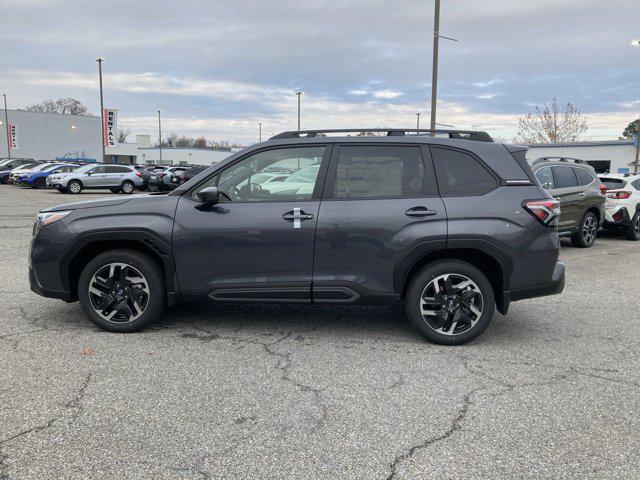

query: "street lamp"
xmin=157 ymin=110 xmax=163 ymax=165
xmin=295 ymin=91 xmax=303 ymax=132
xmin=414 ymin=113 xmax=421 ymax=130
xmin=259 ymin=122 xmax=262 ymax=142
xmin=429 ymin=0 xmax=457 ymax=134
xmin=2 ymin=94 xmax=9 ymax=159
xmin=95 ymin=58 xmax=106 ymax=163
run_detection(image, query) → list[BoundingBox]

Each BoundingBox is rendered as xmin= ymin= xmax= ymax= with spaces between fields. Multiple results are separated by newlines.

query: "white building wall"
xmin=526 ymin=141 xmax=636 ymax=173
xmin=0 ymin=109 xmax=101 ymax=162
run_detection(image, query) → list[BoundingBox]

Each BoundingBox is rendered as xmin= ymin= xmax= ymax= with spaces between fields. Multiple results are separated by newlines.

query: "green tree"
xmin=622 ymin=119 xmax=640 ymax=139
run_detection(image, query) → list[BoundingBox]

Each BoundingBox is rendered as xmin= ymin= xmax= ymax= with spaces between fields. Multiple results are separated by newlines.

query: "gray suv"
xmin=29 ymin=129 xmax=565 ymax=345
xmin=47 ymin=164 xmax=143 ymax=194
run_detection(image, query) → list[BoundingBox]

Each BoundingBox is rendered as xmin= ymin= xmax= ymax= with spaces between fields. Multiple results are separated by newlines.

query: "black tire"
xmin=571 ymin=211 xmax=598 ymax=248
xmin=405 ymin=260 xmax=495 ymax=345
xmin=35 ymin=178 xmax=47 ymax=189
xmin=109 ymin=188 xmax=121 ymax=194
xmin=147 ymin=183 xmax=159 ymax=192
xmin=57 ymin=186 xmax=68 ymax=193
xmin=77 ymin=249 xmax=165 ymax=332
xmin=120 ymin=180 xmax=135 ymax=194
xmin=624 ymin=212 xmax=640 ymax=241
xmin=67 ymin=180 xmax=82 ymax=194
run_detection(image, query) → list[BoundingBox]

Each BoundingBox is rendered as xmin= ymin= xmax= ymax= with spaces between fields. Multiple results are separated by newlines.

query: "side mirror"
xmin=196 ymin=186 xmax=220 ymax=206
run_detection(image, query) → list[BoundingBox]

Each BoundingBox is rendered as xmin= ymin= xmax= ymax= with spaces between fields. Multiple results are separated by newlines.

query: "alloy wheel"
xmin=635 ymin=216 xmax=640 ymax=238
xmin=420 ymin=273 xmax=484 ymax=335
xmin=88 ymin=263 xmax=150 ymax=323
xmin=69 ymin=182 xmax=81 ymax=193
xmin=582 ymin=215 xmax=597 ymax=245
xmin=122 ymin=182 xmax=134 ymax=194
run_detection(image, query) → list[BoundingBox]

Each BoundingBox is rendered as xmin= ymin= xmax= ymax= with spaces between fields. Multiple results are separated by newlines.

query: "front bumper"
xmin=509 ymin=261 xmax=566 ymax=302
xmin=29 ymin=266 xmax=73 ymax=301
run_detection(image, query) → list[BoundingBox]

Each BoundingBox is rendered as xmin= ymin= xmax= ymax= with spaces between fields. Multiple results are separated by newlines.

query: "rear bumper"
xmin=604 ymin=207 xmax=632 ymax=226
xmin=509 ymin=261 xmax=565 ymax=302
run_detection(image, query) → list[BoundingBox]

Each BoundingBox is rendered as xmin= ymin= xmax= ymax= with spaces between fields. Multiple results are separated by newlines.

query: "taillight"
xmin=599 ymin=184 xmax=607 ymax=195
xmin=606 ymin=191 xmax=631 ymax=199
xmin=523 ymin=199 xmax=560 ymax=226
xmin=135 ymin=171 xmax=143 ymax=177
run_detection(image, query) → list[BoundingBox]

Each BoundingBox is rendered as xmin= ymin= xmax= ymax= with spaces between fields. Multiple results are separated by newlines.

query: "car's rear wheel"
xmin=625 ymin=212 xmax=640 ymax=241
xmin=68 ymin=180 xmax=82 ymax=194
xmin=120 ymin=180 xmax=135 ymax=194
xmin=571 ymin=211 xmax=598 ymax=248
xmin=35 ymin=178 xmax=47 ymax=189
xmin=78 ymin=249 xmax=165 ymax=332
xmin=147 ymin=183 xmax=158 ymax=192
xmin=405 ymin=260 xmax=495 ymax=345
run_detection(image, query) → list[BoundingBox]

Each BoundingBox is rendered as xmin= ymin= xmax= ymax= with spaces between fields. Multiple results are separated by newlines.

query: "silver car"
xmin=47 ymin=164 xmax=143 ymax=194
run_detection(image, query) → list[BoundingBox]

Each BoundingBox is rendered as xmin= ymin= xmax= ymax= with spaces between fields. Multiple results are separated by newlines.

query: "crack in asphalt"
xmin=385 ymin=387 xmax=483 ymax=480
xmin=0 ymin=373 xmax=93 ymax=480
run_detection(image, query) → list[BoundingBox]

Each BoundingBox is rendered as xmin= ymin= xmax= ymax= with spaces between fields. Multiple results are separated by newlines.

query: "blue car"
xmin=18 ymin=163 xmax=78 ymax=189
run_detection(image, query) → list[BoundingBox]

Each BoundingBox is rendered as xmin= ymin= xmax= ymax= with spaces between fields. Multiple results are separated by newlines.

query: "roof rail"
xmin=269 ymin=128 xmax=493 ymax=142
xmin=532 ymin=156 xmax=589 ymax=165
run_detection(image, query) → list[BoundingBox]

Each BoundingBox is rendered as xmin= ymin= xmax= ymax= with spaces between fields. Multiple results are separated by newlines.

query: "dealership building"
xmin=0 ymin=109 xmax=235 ymax=166
xmin=527 ymin=140 xmax=638 ymax=174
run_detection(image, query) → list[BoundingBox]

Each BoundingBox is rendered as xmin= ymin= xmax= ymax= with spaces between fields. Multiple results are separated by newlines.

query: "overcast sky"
xmin=1 ymin=0 xmax=639 ymax=144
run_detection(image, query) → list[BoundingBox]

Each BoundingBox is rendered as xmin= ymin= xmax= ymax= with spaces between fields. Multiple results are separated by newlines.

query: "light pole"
xmin=429 ymin=0 xmax=457 ymax=134
xmin=632 ymin=40 xmax=640 ymax=173
xmin=2 ymin=94 xmax=9 ymax=159
xmin=415 ymin=112 xmax=421 ymax=131
xmin=95 ymin=58 xmax=106 ymax=163
xmin=259 ymin=122 xmax=262 ymax=142
xmin=295 ymin=91 xmax=303 ymax=131
xmin=157 ymin=110 xmax=163 ymax=165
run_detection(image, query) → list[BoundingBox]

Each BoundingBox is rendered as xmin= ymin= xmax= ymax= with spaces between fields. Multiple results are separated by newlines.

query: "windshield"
xmin=284 ymin=165 xmax=320 ymax=183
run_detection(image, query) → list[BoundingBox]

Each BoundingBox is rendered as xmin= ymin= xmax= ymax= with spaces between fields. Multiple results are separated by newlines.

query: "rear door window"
xmin=332 ymin=145 xmax=424 ymax=199
xmin=535 ymin=166 xmax=555 ymax=189
xmin=431 ymin=147 xmax=498 ymax=196
xmin=574 ymin=167 xmax=595 ymax=186
xmin=552 ymin=166 xmax=578 ymax=188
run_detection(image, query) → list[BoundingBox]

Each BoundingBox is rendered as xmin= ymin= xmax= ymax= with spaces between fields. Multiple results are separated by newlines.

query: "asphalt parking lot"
xmin=1 ymin=186 xmax=639 ymax=480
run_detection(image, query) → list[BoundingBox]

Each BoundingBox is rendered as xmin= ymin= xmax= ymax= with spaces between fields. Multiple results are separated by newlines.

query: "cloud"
xmin=372 ymin=90 xmax=402 ymax=99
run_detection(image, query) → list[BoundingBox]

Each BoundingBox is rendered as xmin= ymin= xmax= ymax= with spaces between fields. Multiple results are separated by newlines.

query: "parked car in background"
xmin=47 ymin=164 xmax=143 ymax=194
xmin=17 ymin=163 xmax=78 ymax=189
xmin=531 ymin=157 xmax=606 ymax=247
xmin=159 ymin=166 xmax=189 ymax=190
xmin=0 ymin=159 xmax=41 ymax=184
xmin=598 ymin=173 xmax=640 ymax=240
xmin=8 ymin=162 xmax=55 ymax=184
xmin=29 ymin=128 xmax=565 ymax=345
xmin=169 ymin=166 xmax=208 ymax=190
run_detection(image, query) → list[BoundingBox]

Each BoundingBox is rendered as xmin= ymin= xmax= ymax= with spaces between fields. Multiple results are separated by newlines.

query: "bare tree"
xmin=514 ymin=99 xmax=587 ymax=144
xmin=25 ymin=98 xmax=90 ymax=115
xmin=118 ymin=128 xmax=131 ymax=143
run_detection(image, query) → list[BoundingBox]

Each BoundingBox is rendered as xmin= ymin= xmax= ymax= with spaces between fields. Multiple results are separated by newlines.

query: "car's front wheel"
xmin=571 ymin=211 xmax=598 ymax=248
xmin=35 ymin=178 xmax=47 ymax=189
xmin=77 ymin=249 xmax=165 ymax=332
xmin=625 ymin=212 xmax=640 ymax=241
xmin=67 ymin=180 xmax=82 ymax=194
xmin=405 ymin=260 xmax=495 ymax=345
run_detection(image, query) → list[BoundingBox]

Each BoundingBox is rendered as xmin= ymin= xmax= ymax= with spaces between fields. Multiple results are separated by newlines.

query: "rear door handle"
xmin=405 ymin=206 xmax=437 ymax=218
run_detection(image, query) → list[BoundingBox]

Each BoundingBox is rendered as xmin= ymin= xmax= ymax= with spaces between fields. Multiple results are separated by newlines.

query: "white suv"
xmin=598 ymin=173 xmax=640 ymax=240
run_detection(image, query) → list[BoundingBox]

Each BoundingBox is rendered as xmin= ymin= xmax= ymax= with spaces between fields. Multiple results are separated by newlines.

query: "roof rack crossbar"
xmin=269 ymin=128 xmax=493 ymax=142
xmin=532 ymin=156 xmax=589 ymax=165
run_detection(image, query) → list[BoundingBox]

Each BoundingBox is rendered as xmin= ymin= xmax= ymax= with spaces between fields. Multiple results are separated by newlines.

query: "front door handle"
xmin=405 ymin=206 xmax=437 ymax=218
xmin=283 ymin=208 xmax=314 ymax=228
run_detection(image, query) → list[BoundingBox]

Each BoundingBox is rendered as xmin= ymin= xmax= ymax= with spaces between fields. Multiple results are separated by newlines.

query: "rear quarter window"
xmin=600 ymin=178 xmax=627 ymax=190
xmin=431 ymin=146 xmax=498 ymax=196
xmin=574 ymin=167 xmax=595 ymax=186
xmin=552 ymin=166 xmax=578 ymax=188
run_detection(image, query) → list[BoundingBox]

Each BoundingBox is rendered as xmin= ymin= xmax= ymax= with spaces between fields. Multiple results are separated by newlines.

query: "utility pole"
xmin=157 ymin=110 xmax=163 ymax=164
xmin=415 ymin=112 xmax=421 ymax=131
xmin=259 ymin=122 xmax=262 ymax=142
xmin=295 ymin=91 xmax=303 ymax=131
xmin=429 ymin=0 xmax=440 ymax=134
xmin=429 ymin=0 xmax=457 ymax=134
xmin=95 ymin=58 xmax=106 ymax=163
xmin=2 ymin=94 xmax=10 ymax=159
xmin=635 ymin=117 xmax=640 ymax=174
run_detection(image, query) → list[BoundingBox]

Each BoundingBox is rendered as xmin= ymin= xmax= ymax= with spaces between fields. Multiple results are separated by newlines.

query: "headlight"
xmin=36 ymin=210 xmax=72 ymax=227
